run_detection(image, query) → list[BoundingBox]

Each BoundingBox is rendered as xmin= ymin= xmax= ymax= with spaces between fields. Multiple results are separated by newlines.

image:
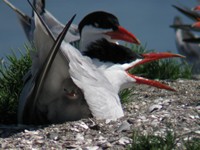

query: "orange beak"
xmin=192 ymin=21 xmax=200 ymax=28
xmin=193 ymin=5 xmax=200 ymax=11
xmin=126 ymin=52 xmax=185 ymax=91
xmin=105 ymin=26 xmax=140 ymax=45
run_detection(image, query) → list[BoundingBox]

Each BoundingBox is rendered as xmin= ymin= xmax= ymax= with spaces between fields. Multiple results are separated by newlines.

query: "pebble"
xmin=101 ymin=142 xmax=113 ymax=148
xmin=84 ymin=146 xmax=99 ymax=150
xmin=118 ymin=137 xmax=131 ymax=145
xmin=117 ymin=121 xmax=131 ymax=132
xmin=76 ymin=133 xmax=84 ymax=141
xmin=149 ymin=104 xmax=162 ymax=113
xmin=76 ymin=121 xmax=89 ymax=130
xmin=195 ymin=130 xmax=200 ymax=134
xmin=49 ymin=133 xmax=59 ymax=141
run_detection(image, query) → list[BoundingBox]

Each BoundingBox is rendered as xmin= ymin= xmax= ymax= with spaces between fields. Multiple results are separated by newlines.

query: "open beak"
xmin=126 ymin=52 xmax=185 ymax=91
xmin=105 ymin=26 xmax=140 ymax=45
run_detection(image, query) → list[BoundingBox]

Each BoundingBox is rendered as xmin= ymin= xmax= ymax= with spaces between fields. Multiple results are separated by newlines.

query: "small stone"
xmin=76 ymin=133 xmax=84 ymax=141
xmin=96 ymin=135 xmax=107 ymax=144
xmin=65 ymin=144 xmax=80 ymax=149
xmin=117 ymin=121 xmax=131 ymax=132
xmin=118 ymin=137 xmax=131 ymax=145
xmin=24 ymin=130 xmax=39 ymax=135
xmin=35 ymin=139 xmax=45 ymax=144
xmin=149 ymin=104 xmax=162 ymax=113
xmin=70 ymin=127 xmax=80 ymax=132
xmin=84 ymin=146 xmax=99 ymax=150
xmin=76 ymin=121 xmax=89 ymax=130
xmin=162 ymin=99 xmax=171 ymax=105
xmin=196 ymin=105 xmax=200 ymax=111
xmin=195 ymin=130 xmax=200 ymax=134
xmin=49 ymin=133 xmax=59 ymax=141
xmin=101 ymin=142 xmax=113 ymax=148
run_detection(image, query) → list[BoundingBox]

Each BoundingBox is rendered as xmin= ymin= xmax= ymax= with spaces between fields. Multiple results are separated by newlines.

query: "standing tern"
xmin=171 ymin=16 xmax=200 ymax=74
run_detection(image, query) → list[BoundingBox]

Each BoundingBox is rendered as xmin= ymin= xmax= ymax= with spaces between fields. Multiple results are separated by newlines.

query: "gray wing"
xmin=3 ymin=0 xmax=34 ymax=41
xmin=3 ymin=0 xmax=80 ymax=44
xmin=19 ymin=4 xmax=89 ymax=124
xmin=33 ymin=0 xmax=80 ymax=43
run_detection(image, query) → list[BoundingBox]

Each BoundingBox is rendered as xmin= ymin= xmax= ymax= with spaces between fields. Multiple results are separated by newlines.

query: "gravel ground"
xmin=0 ymin=79 xmax=200 ymax=149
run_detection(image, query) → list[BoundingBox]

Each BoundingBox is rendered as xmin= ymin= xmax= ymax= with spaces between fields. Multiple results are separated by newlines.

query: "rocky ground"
xmin=0 ymin=79 xmax=199 ymax=149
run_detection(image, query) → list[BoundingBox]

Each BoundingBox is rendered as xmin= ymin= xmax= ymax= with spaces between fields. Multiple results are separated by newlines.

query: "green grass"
xmin=119 ymin=87 xmax=135 ymax=104
xmin=184 ymin=137 xmax=200 ymax=150
xmin=0 ymin=46 xmax=31 ymax=124
xmin=127 ymin=131 xmax=200 ymax=150
xmin=128 ymin=131 xmax=176 ymax=150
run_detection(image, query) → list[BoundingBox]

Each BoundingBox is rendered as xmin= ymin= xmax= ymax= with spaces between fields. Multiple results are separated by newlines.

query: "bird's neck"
xmin=82 ymin=39 xmax=143 ymax=64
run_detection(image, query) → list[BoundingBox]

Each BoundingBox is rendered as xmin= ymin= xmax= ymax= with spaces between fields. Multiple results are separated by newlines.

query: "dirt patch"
xmin=0 ymin=79 xmax=199 ymax=149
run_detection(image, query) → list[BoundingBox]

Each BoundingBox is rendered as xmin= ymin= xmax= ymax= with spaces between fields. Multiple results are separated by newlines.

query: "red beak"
xmin=105 ymin=26 xmax=140 ymax=45
xmin=193 ymin=5 xmax=200 ymax=11
xmin=125 ymin=52 xmax=185 ymax=91
xmin=192 ymin=21 xmax=200 ymax=28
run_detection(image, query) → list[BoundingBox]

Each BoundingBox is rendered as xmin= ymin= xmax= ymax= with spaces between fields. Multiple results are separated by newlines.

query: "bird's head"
xmin=78 ymin=11 xmax=140 ymax=51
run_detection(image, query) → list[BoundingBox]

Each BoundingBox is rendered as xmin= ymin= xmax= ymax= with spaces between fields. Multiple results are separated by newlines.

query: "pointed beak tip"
xmin=134 ymin=39 xmax=141 ymax=45
xmin=127 ymin=73 xmax=177 ymax=92
xmin=177 ymin=54 xmax=186 ymax=58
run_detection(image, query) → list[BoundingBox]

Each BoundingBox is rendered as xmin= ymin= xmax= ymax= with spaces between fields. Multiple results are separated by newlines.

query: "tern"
xmin=19 ymin=1 xmax=127 ymax=124
xmin=30 ymin=8 xmax=182 ymax=125
xmin=171 ymin=16 xmax=200 ymax=74
xmin=3 ymin=0 xmax=137 ymax=124
xmin=170 ymin=5 xmax=200 ymax=32
xmin=172 ymin=4 xmax=200 ymax=21
xmin=77 ymin=11 xmax=184 ymax=92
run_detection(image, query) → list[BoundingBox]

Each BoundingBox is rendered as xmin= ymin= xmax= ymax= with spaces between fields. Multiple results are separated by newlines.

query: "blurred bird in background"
xmin=171 ymin=3 xmax=200 ymax=74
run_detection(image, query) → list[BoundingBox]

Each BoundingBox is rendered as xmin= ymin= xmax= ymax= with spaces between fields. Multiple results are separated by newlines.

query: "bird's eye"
xmin=94 ymin=22 xmax=99 ymax=28
xmin=64 ymin=88 xmax=79 ymax=100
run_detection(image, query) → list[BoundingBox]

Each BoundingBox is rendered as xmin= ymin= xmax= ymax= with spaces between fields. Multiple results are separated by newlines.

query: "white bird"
xmin=77 ymin=11 xmax=184 ymax=92
xmin=30 ymin=8 xmax=181 ymax=125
